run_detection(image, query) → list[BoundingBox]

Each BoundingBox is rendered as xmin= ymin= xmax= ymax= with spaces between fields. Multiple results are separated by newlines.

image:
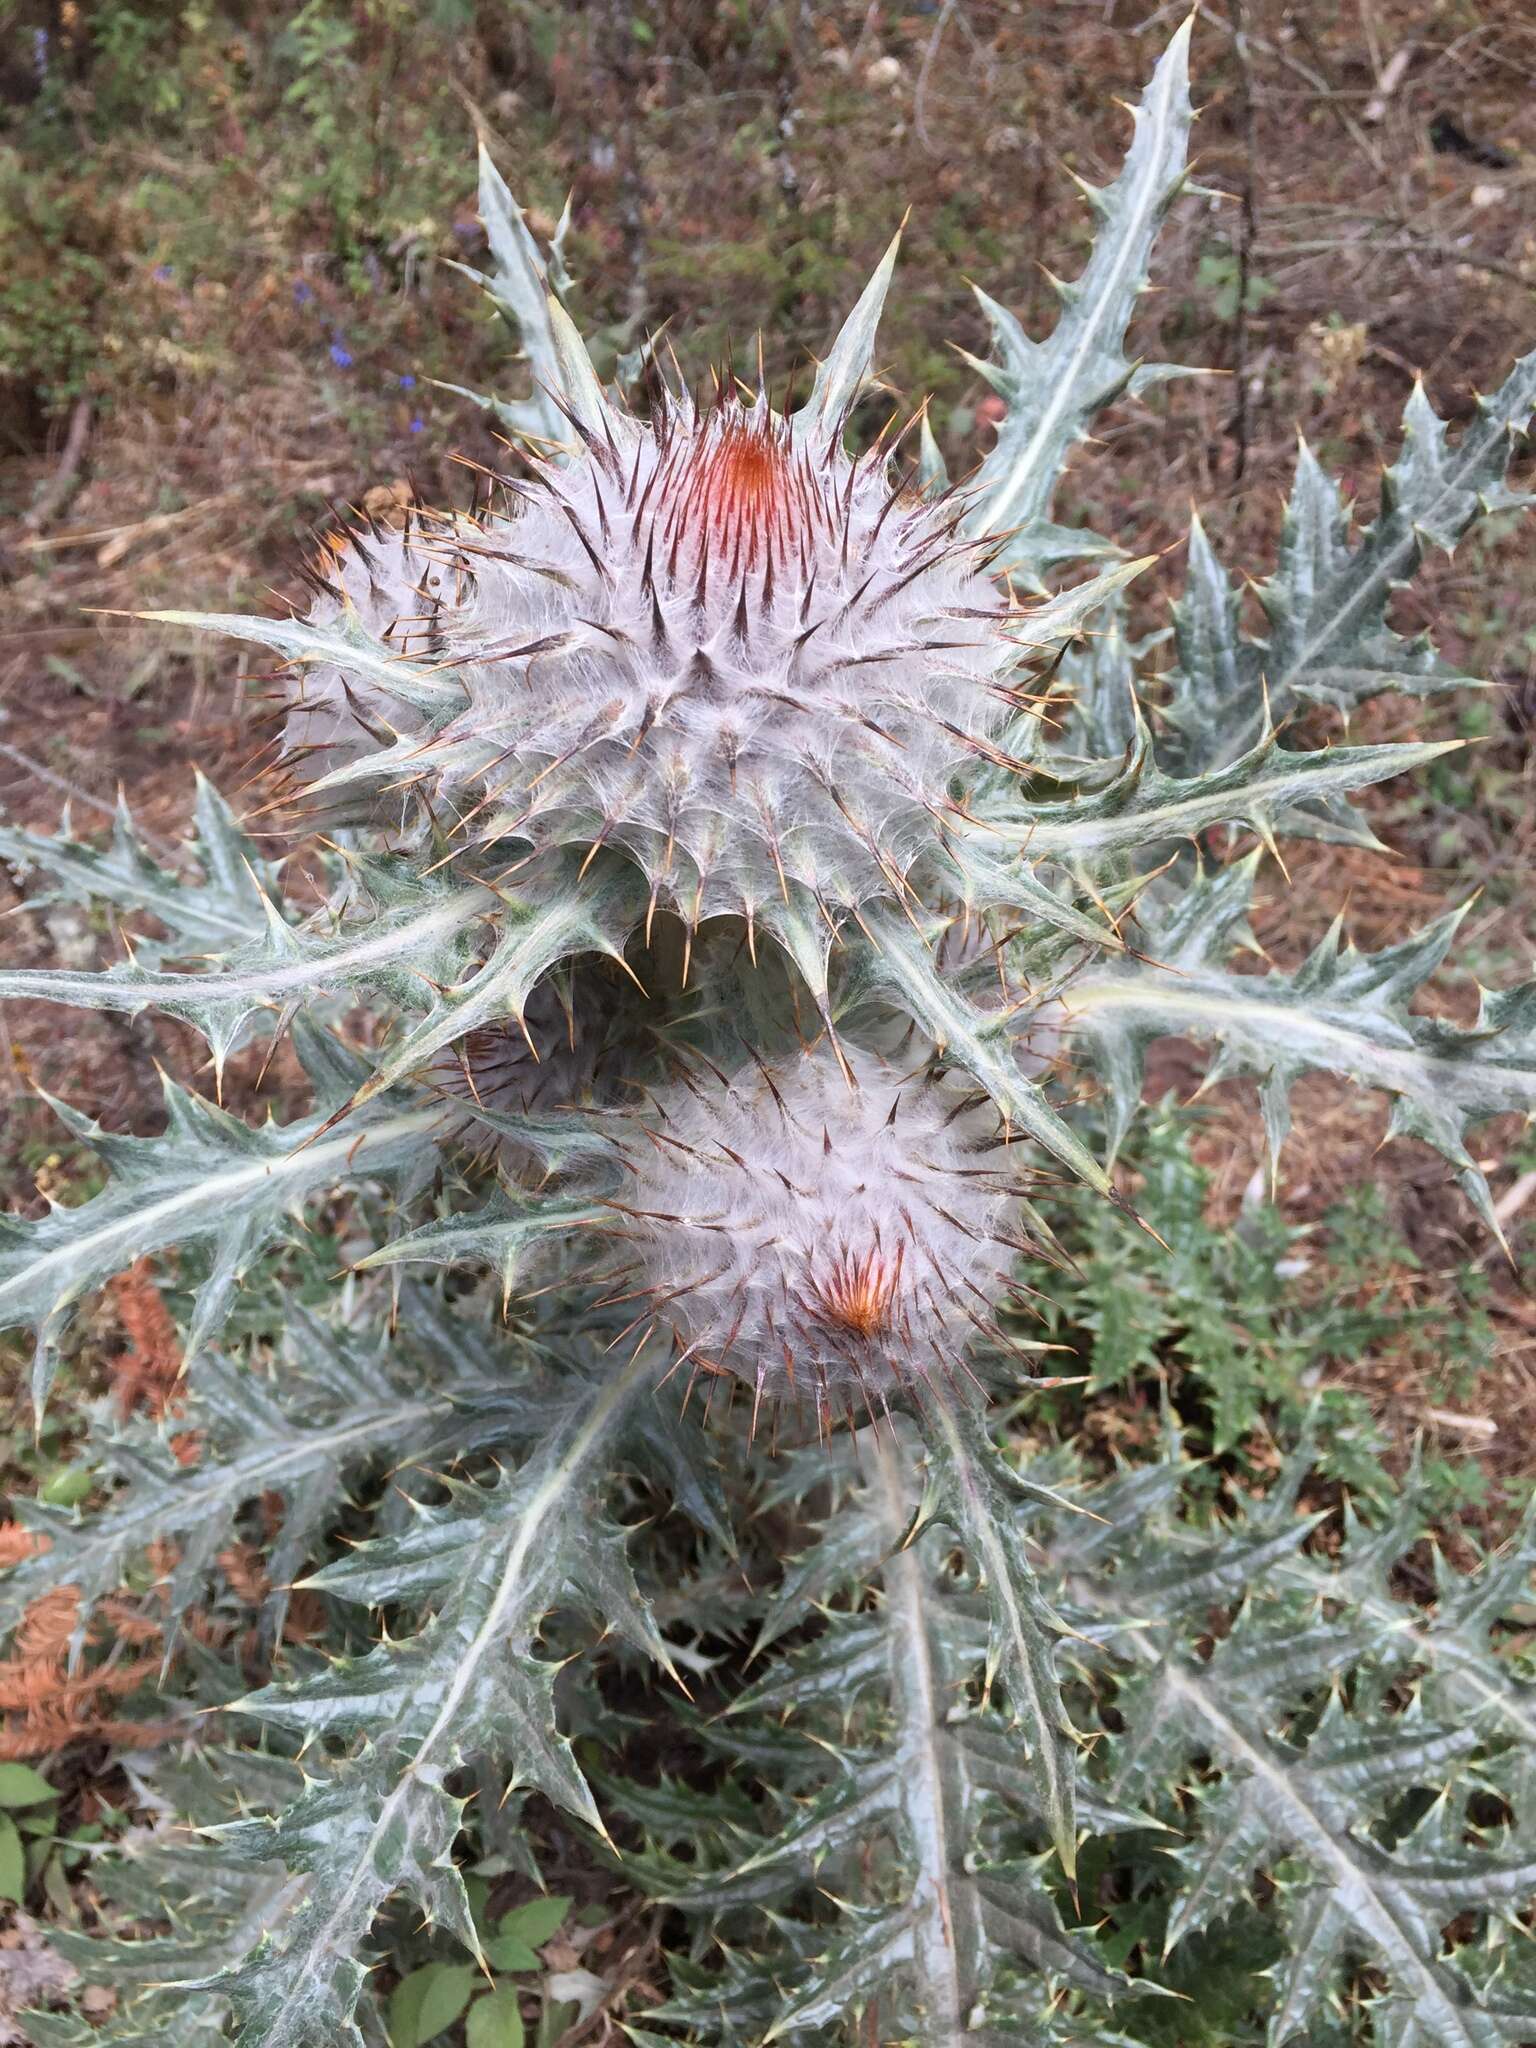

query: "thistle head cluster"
xmin=283 ymin=384 xmax=1022 ymax=933
xmin=609 ymin=1041 xmax=1040 ymax=1429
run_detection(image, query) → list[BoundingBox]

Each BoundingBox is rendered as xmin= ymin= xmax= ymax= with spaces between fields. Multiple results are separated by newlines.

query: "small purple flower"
xmin=398 ymin=373 xmax=417 ymax=390
xmin=293 ymin=280 xmax=315 ymax=306
xmin=152 ymin=263 xmax=174 ymax=283
xmin=409 ymin=416 xmax=425 ymax=434
xmin=33 ymin=27 xmax=48 ymax=80
xmin=329 ymin=339 xmax=354 ymax=370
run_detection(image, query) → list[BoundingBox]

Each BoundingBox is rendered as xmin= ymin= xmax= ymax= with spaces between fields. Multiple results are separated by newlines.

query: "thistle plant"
xmin=4 ymin=20 xmax=1536 ymax=2046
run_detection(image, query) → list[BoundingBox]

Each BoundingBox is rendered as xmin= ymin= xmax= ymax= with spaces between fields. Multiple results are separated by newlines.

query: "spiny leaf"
xmin=0 ymin=774 xmax=282 ymax=963
xmin=1007 ymin=556 xmax=1159 ymax=657
xmin=1165 ymin=353 xmax=1536 ymax=767
xmin=1056 ymin=1433 xmax=1536 ymax=2048
xmin=137 ymin=608 xmax=466 ymax=714
xmin=330 ymin=854 xmax=643 ymax=1119
xmin=356 ymin=1189 xmax=610 ymax=1306
xmin=1280 ymin=1494 xmax=1536 ymax=1767
xmin=852 ymin=904 xmax=1122 ymax=1206
xmin=644 ymin=1422 xmax=1130 ymax=2044
xmin=962 ymin=18 xmax=1197 ymax=586
xmin=199 ymin=1344 xmax=660 ymax=2048
xmin=1058 ymin=591 xmax=1170 ymax=762
xmin=914 ymin=1399 xmax=1083 ymax=1876
xmin=0 ymin=861 xmax=490 ymax=1076
xmin=454 ymin=142 xmax=579 ymax=450
xmin=1137 ymin=1660 xmax=1536 ymax=2046
xmin=1060 ymin=856 xmax=1536 ymax=1231
xmin=0 ymin=1078 xmax=438 ymax=1416
xmin=791 ymin=222 xmax=903 ymax=441
xmin=0 ymin=1296 xmax=543 ymax=1649
xmin=980 ymin=715 xmax=1458 ymax=869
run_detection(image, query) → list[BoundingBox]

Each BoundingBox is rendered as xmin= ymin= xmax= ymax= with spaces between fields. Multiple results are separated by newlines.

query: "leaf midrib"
xmin=1063 ymin=971 xmax=1536 ymax=1116
xmin=1162 ymin=1660 xmax=1487 ymax=2048
xmin=978 ymin=36 xmax=1187 ymax=537
xmin=0 ymin=1105 xmax=439 ymax=1321
xmin=253 ymin=1345 xmax=647 ymax=2041
xmin=875 ymin=1431 xmax=966 ymax=2045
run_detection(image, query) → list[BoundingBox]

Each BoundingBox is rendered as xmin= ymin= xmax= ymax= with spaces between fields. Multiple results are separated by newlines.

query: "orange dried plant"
xmin=106 ymin=1259 xmax=184 ymax=1420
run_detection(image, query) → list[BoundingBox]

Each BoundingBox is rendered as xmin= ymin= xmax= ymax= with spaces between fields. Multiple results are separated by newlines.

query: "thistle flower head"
xmin=283 ymin=381 xmax=1021 ymax=933
xmin=611 ymin=1041 xmax=1038 ymax=1425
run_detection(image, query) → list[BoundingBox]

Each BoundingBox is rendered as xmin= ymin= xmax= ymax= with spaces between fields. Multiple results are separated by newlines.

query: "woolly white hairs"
xmin=280 ymin=384 xmax=1023 ymax=937
xmin=609 ymin=1041 xmax=1041 ymax=1429
xmin=428 ymin=978 xmax=600 ymax=1181
xmin=282 ymin=523 xmax=438 ymax=789
xmin=426 ymin=952 xmax=687 ymax=1180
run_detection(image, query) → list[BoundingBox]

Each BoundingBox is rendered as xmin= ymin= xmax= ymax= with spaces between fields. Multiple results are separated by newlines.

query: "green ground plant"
xmin=2 ymin=22 xmax=1535 ymax=2046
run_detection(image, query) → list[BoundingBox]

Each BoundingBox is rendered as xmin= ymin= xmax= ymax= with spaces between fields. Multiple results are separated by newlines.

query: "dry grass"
xmin=0 ymin=1512 xmax=322 ymax=1762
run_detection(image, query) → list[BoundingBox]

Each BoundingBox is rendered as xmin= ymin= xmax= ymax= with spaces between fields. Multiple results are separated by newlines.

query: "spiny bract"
xmin=609 ymin=1041 xmax=1040 ymax=1425
xmin=429 ymin=995 xmax=602 ymax=1180
xmin=283 ymin=386 xmax=1022 ymax=933
xmin=425 ymin=957 xmax=650 ymax=1174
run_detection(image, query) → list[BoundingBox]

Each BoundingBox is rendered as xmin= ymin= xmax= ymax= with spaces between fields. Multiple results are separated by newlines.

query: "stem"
xmin=873 ymin=1425 xmax=969 ymax=2046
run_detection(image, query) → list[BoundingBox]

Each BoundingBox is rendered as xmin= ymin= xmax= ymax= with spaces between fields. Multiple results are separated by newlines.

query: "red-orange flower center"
xmin=804 ymin=1243 xmax=905 ymax=1341
xmin=661 ymin=419 xmax=811 ymax=573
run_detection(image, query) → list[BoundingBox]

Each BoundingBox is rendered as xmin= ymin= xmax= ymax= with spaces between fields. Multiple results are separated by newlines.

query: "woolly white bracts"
xmin=283 ymin=525 xmax=439 ymax=791
xmin=608 ymin=1042 xmax=1040 ymax=1425
xmin=428 ymin=978 xmax=599 ymax=1180
xmin=281 ymin=388 xmax=1023 ymax=931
